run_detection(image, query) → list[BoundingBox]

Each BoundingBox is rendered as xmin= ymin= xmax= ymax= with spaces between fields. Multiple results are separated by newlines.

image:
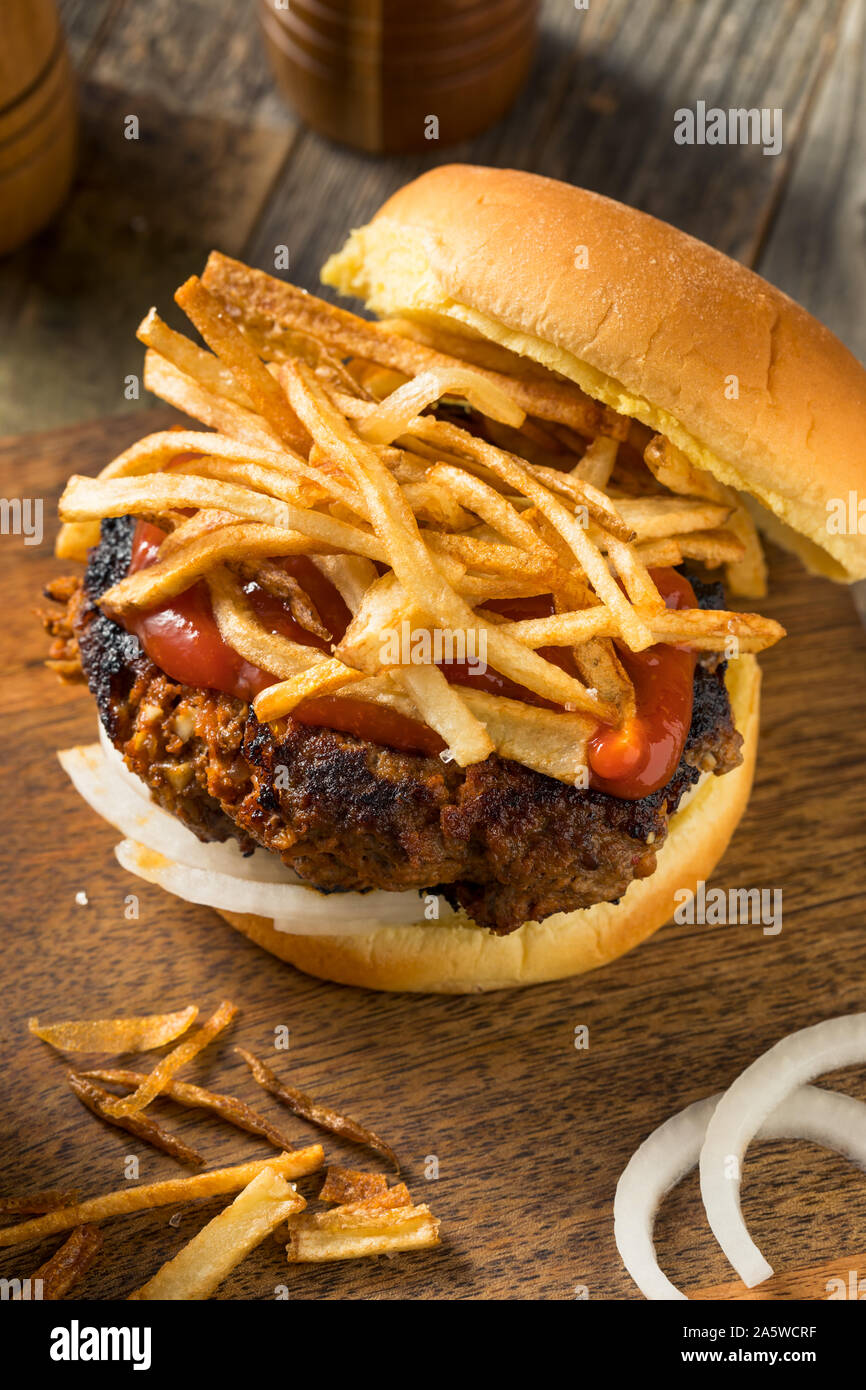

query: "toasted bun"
xmin=322 ymin=164 xmax=866 ymax=583
xmin=217 ymin=656 xmax=759 ymax=992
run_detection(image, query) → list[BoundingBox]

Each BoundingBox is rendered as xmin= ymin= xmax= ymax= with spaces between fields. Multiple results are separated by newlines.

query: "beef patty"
xmin=48 ymin=517 xmax=743 ymax=934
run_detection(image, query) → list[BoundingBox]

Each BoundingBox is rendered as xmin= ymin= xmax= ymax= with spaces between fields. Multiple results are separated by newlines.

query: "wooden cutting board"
xmin=1 ymin=410 xmax=865 ymax=1302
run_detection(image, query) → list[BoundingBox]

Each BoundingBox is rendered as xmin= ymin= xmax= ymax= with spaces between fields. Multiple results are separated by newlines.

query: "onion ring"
xmin=616 ymin=1081 xmax=866 ymax=1299
xmin=699 ymin=1013 xmax=866 ymax=1286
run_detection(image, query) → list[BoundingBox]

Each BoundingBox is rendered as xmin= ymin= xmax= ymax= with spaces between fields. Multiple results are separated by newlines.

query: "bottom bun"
xmin=218 ymin=656 xmax=760 ymax=993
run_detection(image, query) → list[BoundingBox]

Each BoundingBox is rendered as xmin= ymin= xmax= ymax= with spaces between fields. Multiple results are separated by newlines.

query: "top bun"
xmin=322 ymin=164 xmax=866 ymax=583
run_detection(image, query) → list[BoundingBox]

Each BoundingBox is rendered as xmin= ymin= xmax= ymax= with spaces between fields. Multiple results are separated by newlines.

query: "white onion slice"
xmin=64 ymin=736 xmax=448 ymax=931
xmin=60 ymin=742 xmax=296 ymax=883
xmin=615 ymin=1094 xmax=718 ymax=1300
xmin=699 ymin=1013 xmax=866 ymax=1286
xmin=115 ymin=838 xmax=432 ymax=933
xmin=616 ymin=1083 xmax=866 ymax=1299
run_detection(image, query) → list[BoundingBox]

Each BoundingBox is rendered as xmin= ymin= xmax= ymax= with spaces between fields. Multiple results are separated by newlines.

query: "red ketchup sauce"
xmin=121 ymin=521 xmax=697 ymax=797
xmin=124 ymin=521 xmax=441 ymax=756
xmin=587 ymin=568 xmax=697 ymax=799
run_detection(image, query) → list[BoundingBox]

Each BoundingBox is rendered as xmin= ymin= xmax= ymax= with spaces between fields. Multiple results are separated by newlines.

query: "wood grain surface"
xmin=3 ymin=1 xmax=860 ymax=436
xmin=0 ymin=411 xmax=865 ymax=1301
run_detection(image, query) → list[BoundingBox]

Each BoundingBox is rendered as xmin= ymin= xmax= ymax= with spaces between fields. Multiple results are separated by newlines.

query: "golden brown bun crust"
xmin=218 ymin=657 xmax=760 ymax=993
xmin=322 ymin=164 xmax=866 ymax=582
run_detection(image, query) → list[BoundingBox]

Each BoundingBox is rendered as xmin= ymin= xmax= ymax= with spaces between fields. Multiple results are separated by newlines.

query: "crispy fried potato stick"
xmin=401 ymin=479 xmax=475 ymax=530
xmin=604 ymin=533 xmax=665 ymax=613
xmin=571 ymin=636 xmax=636 ymax=722
xmin=67 ymin=1072 xmax=205 ymax=1166
xmin=60 ymin=473 xmax=386 ymax=563
xmin=253 ymin=657 xmax=367 ymax=722
xmin=83 ymin=427 xmax=354 ymax=507
xmin=395 ymin=663 xmax=495 ymax=766
xmin=207 ymin=568 xmax=326 ymax=678
xmin=632 ymin=538 xmax=684 ymax=567
xmin=313 ymin=554 xmax=379 ymax=613
xmin=144 ymin=351 xmax=281 ymax=449
xmin=129 ymin=1165 xmax=305 ymax=1301
xmin=357 ymin=366 xmax=525 ymax=442
xmin=427 ymin=462 xmax=560 ymax=559
xmin=675 ymin=529 xmax=747 ymax=565
xmin=571 ymin=436 xmax=618 ymax=487
xmin=137 ymin=308 xmax=253 ymax=409
xmin=409 ymin=417 xmax=653 ymax=650
xmin=0 ymin=1190 xmax=80 ymax=1217
xmin=0 ymin=1150 xmax=323 ymax=1248
xmin=318 ymin=1167 xmax=388 ymax=1205
xmin=237 ymin=1048 xmax=400 ymax=1172
xmin=157 ymin=507 xmax=244 ymax=556
xmin=613 ymin=495 xmax=733 ymax=539
xmin=282 ymin=361 xmax=614 ymax=720
xmin=202 ymin=251 xmax=627 ymax=437
xmin=82 ymin=1068 xmax=299 ymax=1152
xmin=28 ymin=1006 xmax=198 ymax=1053
xmin=101 ymin=1001 xmax=237 ymax=1119
xmin=643 ymin=433 xmax=767 ymax=597
xmin=377 ymin=314 xmax=557 ymax=380
xmin=285 ymin=1202 xmax=440 ymax=1262
xmin=237 ymin=559 xmax=331 ymax=639
xmin=101 ymin=523 xmax=337 ymax=615
xmin=175 ymin=276 xmax=309 ymax=452
xmin=170 ymin=454 xmax=328 ymax=510
xmin=459 ymin=688 xmax=594 ymax=783
xmin=29 ymin=1226 xmax=102 ymax=1300
xmin=504 ymin=606 xmax=784 ymax=653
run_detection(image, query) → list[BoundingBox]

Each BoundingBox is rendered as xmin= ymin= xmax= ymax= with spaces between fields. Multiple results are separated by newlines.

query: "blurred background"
xmin=0 ymin=0 xmax=863 ymax=439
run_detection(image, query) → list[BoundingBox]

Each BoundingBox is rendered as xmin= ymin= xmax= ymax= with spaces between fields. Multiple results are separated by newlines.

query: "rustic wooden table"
xmin=3 ymin=0 xmax=864 ymax=434
xmin=1 ymin=0 xmax=865 ymax=1303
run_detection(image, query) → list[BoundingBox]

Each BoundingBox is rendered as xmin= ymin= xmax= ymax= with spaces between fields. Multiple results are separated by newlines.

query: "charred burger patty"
xmin=52 ymin=516 xmax=743 ymax=935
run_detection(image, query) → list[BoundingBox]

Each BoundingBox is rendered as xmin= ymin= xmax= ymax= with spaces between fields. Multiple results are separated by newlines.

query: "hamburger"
xmin=44 ymin=165 xmax=864 ymax=992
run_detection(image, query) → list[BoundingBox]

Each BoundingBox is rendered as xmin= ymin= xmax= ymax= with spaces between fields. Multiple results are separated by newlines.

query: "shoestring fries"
xmin=58 ymin=257 xmax=784 ymax=782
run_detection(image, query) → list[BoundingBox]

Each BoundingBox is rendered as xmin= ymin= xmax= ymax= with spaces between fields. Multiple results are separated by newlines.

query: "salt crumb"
xmin=168 ymin=1212 xmax=182 ymax=1228
xmin=75 ymin=891 xmax=88 ymax=906
xmin=439 ymin=749 xmax=455 ymax=764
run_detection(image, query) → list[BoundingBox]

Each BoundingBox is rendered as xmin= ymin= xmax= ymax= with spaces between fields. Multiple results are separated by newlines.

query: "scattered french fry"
xmin=129 ymin=1165 xmax=306 ymax=1301
xmin=28 ymin=1226 xmax=102 ymax=1300
xmin=81 ymin=1068 xmax=299 ymax=1152
xmin=237 ymin=1048 xmax=401 ymax=1172
xmin=285 ymin=1202 xmax=440 ymax=1263
xmin=57 ymin=252 xmax=783 ymax=792
xmin=28 ymin=1006 xmax=198 ymax=1054
xmin=0 ymin=1189 xmax=80 ymax=1217
xmin=67 ymin=1071 xmax=205 ymax=1167
xmin=318 ymin=1167 xmax=389 ymax=1205
xmin=0 ymin=1150 xmax=323 ymax=1248
xmin=101 ymin=1000 xmax=238 ymax=1119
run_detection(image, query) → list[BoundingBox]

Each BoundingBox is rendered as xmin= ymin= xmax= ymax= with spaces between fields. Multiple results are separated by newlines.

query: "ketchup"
xmin=439 ymin=593 xmax=578 ymax=710
xmin=290 ymin=696 xmax=445 ymax=758
xmin=120 ymin=521 xmax=698 ymax=798
xmin=438 ymin=582 xmax=697 ymax=797
xmin=125 ymin=521 xmax=326 ymax=702
xmin=587 ymin=569 xmax=697 ymax=799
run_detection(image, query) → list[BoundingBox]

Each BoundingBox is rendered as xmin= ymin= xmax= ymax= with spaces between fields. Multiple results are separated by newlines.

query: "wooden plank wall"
xmin=1 ymin=0 xmax=861 ymax=437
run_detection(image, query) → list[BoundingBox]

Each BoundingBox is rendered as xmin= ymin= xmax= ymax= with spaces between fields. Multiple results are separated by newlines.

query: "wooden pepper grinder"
xmin=258 ymin=0 xmax=539 ymax=154
xmin=0 ymin=0 xmax=78 ymax=256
